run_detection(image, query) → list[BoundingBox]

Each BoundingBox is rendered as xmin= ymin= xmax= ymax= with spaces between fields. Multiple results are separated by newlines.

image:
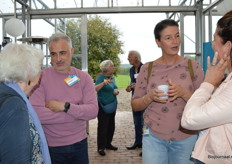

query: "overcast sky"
xmin=102 ymin=13 xmax=166 ymax=64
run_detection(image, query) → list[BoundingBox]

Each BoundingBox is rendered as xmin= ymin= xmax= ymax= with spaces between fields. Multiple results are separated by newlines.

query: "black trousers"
xmin=97 ymin=103 xmax=116 ymax=150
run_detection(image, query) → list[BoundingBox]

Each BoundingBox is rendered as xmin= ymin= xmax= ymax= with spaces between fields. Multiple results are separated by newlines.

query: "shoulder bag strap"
xmin=147 ymin=61 xmax=153 ymax=84
xmin=188 ymin=59 xmax=194 ymax=79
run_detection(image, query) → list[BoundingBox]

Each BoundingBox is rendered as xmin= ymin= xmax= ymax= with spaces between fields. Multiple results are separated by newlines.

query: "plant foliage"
xmin=65 ymin=16 xmax=124 ymax=80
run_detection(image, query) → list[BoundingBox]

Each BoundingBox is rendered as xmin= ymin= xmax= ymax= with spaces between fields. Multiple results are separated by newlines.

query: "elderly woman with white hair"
xmin=95 ymin=60 xmax=119 ymax=156
xmin=0 ymin=43 xmax=51 ymax=164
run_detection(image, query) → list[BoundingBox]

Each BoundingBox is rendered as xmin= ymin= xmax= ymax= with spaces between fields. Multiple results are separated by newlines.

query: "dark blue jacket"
xmin=129 ymin=63 xmax=143 ymax=95
xmin=0 ymin=83 xmax=32 ymax=163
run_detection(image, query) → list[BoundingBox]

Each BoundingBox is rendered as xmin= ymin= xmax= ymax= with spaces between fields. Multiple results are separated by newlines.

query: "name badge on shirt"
xmin=143 ymin=125 xmax=150 ymax=137
xmin=64 ymin=75 xmax=80 ymax=86
xmin=134 ymin=73 xmax=138 ymax=79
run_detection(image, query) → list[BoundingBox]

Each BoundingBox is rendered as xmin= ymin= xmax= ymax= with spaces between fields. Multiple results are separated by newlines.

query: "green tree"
xmin=65 ymin=16 xmax=124 ymax=80
xmin=66 ymin=19 xmax=82 ymax=69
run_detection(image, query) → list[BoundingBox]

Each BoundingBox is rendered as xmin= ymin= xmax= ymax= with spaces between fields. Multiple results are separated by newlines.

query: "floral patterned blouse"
xmin=132 ymin=58 xmax=204 ymax=141
xmin=29 ymin=117 xmax=44 ymax=164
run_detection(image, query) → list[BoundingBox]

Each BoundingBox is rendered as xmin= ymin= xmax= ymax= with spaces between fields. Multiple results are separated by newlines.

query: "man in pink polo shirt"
xmin=30 ymin=32 xmax=98 ymax=164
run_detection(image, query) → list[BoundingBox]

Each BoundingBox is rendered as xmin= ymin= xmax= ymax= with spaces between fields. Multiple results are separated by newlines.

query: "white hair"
xmin=0 ymin=43 xmax=44 ymax=82
xmin=129 ymin=50 xmax=141 ymax=62
xmin=100 ymin=60 xmax=113 ymax=72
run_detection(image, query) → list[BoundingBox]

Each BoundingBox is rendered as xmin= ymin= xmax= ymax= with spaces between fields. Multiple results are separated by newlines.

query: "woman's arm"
xmin=95 ymin=77 xmax=112 ymax=92
xmin=95 ymin=81 xmax=106 ymax=92
xmin=131 ymin=63 xmax=168 ymax=111
xmin=131 ymin=92 xmax=152 ymax=111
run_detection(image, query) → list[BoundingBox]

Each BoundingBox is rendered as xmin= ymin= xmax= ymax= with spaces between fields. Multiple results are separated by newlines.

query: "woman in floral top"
xmin=131 ymin=19 xmax=204 ymax=164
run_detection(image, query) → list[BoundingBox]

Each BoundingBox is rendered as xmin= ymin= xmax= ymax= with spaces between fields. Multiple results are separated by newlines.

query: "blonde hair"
xmin=0 ymin=43 xmax=44 ymax=82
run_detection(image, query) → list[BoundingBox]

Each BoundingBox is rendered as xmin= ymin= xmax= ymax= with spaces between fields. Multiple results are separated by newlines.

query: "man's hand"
xmin=130 ymin=83 xmax=136 ymax=89
xmin=125 ymin=83 xmax=135 ymax=92
xmin=125 ymin=86 xmax=132 ymax=92
xmin=45 ymin=100 xmax=65 ymax=112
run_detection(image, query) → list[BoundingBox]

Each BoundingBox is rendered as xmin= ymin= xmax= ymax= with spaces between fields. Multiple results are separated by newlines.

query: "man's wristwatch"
xmin=64 ymin=102 xmax=70 ymax=113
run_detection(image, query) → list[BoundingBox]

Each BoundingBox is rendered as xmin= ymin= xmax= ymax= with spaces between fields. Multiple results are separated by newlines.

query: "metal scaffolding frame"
xmin=0 ymin=0 xmax=225 ymax=70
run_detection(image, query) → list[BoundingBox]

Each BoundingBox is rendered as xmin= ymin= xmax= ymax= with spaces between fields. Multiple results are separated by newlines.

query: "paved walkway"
xmin=88 ymin=111 xmax=142 ymax=164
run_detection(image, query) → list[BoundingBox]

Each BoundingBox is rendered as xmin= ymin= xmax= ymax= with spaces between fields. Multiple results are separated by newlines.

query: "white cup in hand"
xmin=157 ymin=85 xmax=169 ymax=98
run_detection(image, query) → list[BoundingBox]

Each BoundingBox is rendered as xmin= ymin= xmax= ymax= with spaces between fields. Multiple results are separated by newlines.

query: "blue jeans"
xmin=142 ymin=132 xmax=197 ymax=164
xmin=49 ymin=138 xmax=89 ymax=164
xmin=132 ymin=110 xmax=144 ymax=145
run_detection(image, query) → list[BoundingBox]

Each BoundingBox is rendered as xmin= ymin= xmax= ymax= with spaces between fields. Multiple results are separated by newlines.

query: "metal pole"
xmin=81 ymin=14 xmax=88 ymax=72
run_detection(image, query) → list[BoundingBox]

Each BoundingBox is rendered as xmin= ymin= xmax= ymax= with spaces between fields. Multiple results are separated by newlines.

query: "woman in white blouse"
xmin=181 ymin=10 xmax=232 ymax=164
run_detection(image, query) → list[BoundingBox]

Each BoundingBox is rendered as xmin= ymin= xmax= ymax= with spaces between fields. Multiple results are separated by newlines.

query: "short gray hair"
xmin=0 ymin=43 xmax=44 ymax=82
xmin=100 ymin=60 xmax=113 ymax=72
xmin=48 ymin=32 xmax=73 ymax=48
xmin=129 ymin=50 xmax=141 ymax=62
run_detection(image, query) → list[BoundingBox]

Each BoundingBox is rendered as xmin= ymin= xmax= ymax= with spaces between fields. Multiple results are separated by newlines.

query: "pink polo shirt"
xmin=29 ymin=66 xmax=98 ymax=146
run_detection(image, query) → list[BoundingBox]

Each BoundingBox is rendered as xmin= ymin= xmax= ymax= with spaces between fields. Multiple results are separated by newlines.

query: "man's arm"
xmin=36 ymin=73 xmax=98 ymax=121
xmin=30 ymin=83 xmax=74 ymax=125
xmin=66 ymin=73 xmax=98 ymax=121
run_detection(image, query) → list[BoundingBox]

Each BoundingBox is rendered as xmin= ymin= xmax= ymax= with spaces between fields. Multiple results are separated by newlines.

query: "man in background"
xmin=125 ymin=50 xmax=144 ymax=156
xmin=30 ymin=32 xmax=98 ymax=164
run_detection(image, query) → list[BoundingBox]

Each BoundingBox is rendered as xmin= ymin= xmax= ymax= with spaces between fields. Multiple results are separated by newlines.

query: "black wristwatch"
xmin=64 ymin=102 xmax=70 ymax=113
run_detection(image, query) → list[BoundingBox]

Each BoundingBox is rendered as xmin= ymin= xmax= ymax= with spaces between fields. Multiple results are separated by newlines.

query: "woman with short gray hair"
xmin=95 ymin=59 xmax=119 ymax=156
xmin=0 ymin=43 xmax=51 ymax=164
xmin=99 ymin=60 xmax=114 ymax=73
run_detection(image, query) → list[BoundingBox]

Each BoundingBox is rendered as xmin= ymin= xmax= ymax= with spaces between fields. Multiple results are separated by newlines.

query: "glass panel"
xmin=103 ymin=13 xmax=166 ymax=63
xmin=31 ymin=0 xmax=54 ymax=9
xmin=0 ymin=18 xmax=2 ymax=51
xmin=0 ymin=1 xmax=14 ymax=13
xmin=184 ymin=54 xmax=196 ymax=60
xmin=83 ymin=0 xmax=99 ymax=7
xmin=56 ymin=0 xmax=81 ymax=8
xmin=90 ymin=0 xmax=109 ymax=7
xmin=30 ymin=17 xmax=82 ymax=69
xmin=31 ymin=19 xmax=55 ymax=36
xmin=113 ymin=0 xmax=143 ymax=7
xmin=204 ymin=15 xmax=221 ymax=43
xmin=144 ymin=0 xmax=170 ymax=6
xmin=143 ymin=0 xmax=158 ymax=6
xmin=184 ymin=16 xmax=196 ymax=53
xmin=31 ymin=19 xmax=55 ymax=67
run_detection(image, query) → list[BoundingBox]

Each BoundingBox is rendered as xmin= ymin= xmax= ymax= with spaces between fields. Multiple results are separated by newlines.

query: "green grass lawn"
xmin=115 ymin=74 xmax=130 ymax=89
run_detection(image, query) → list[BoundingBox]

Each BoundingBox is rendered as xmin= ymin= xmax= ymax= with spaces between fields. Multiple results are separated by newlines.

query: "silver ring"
xmin=211 ymin=63 xmax=216 ymax=66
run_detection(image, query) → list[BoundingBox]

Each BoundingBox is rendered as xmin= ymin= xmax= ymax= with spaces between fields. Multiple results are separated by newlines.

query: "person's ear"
xmin=71 ymin=47 xmax=74 ymax=56
xmin=155 ymin=39 xmax=161 ymax=48
xmin=225 ymin=41 xmax=232 ymax=52
xmin=224 ymin=41 xmax=232 ymax=59
xmin=134 ymin=56 xmax=138 ymax=61
xmin=225 ymin=41 xmax=231 ymax=49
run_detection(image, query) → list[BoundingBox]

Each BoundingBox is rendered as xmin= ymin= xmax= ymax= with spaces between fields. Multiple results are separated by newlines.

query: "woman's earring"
xmin=28 ymin=80 xmax=31 ymax=86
